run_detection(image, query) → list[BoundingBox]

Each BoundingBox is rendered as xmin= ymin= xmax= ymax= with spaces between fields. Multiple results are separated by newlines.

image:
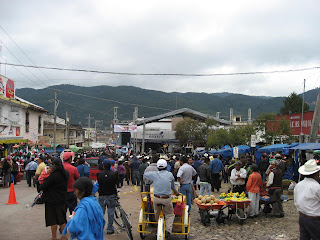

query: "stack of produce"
xmin=220 ymin=191 xmax=249 ymax=202
xmin=194 ymin=195 xmax=221 ymax=205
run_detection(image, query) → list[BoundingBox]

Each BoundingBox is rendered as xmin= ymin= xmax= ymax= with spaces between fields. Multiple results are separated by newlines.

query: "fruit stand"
xmin=194 ymin=196 xmax=228 ymax=226
xmin=220 ymin=191 xmax=251 ymax=225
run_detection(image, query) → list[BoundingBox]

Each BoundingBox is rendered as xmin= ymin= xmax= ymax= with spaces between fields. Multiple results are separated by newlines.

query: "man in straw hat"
xmin=294 ymin=159 xmax=320 ymax=240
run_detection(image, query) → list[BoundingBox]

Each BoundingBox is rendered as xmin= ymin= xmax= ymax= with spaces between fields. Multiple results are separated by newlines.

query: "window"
xmin=38 ymin=116 xmax=42 ymax=134
xmin=25 ymin=112 xmax=29 ymax=133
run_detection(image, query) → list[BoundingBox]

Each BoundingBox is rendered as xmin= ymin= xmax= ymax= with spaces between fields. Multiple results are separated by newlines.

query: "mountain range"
xmin=15 ymin=85 xmax=319 ymax=128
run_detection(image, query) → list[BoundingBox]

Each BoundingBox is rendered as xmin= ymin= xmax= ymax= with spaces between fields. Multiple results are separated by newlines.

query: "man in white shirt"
xmin=177 ymin=156 xmax=197 ymax=212
xmin=294 ymin=159 xmax=320 ymax=240
xmin=230 ymin=161 xmax=247 ymax=193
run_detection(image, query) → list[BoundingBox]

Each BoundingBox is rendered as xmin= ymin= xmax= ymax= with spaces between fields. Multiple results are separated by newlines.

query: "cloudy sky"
xmin=0 ymin=0 xmax=320 ymax=97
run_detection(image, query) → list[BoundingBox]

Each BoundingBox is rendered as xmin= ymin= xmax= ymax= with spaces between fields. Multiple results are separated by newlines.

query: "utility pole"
xmin=142 ymin=119 xmax=146 ymax=154
xmin=248 ymin=108 xmax=252 ymax=124
xmin=66 ymin=112 xmax=70 ymax=148
xmin=133 ymin=107 xmax=138 ymax=153
xmin=309 ymin=88 xmax=320 ymax=142
xmin=53 ymin=92 xmax=58 ymax=153
xmin=86 ymin=114 xmax=94 ymax=147
xmin=230 ymin=108 xmax=233 ymax=124
xmin=300 ymin=79 xmax=306 ymax=143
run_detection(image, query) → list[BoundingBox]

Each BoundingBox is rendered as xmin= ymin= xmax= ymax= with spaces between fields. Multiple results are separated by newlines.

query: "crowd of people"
xmin=1 ymin=147 xmax=319 ymax=239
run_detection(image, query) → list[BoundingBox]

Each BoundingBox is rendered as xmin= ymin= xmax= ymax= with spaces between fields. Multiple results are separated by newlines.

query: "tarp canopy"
xmin=237 ymin=145 xmax=251 ymax=154
xmin=208 ymin=145 xmax=251 ymax=158
xmin=290 ymin=142 xmax=320 ymax=150
xmin=257 ymin=144 xmax=288 ymax=153
xmin=282 ymin=143 xmax=299 ymax=155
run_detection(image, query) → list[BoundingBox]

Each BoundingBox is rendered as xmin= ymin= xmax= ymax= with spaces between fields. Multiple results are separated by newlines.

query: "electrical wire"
xmin=47 ymin=87 xmax=173 ymax=111
xmin=0 ymin=41 xmax=47 ymax=87
xmin=1 ymin=62 xmax=319 ymax=77
xmin=0 ymin=25 xmax=56 ymax=85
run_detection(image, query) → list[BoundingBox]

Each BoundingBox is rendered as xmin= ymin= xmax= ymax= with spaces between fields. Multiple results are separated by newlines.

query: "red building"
xmin=276 ymin=111 xmax=320 ymax=136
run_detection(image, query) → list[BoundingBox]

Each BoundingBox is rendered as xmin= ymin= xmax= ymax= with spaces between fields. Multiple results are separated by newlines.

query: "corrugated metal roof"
xmin=136 ymin=108 xmax=231 ymax=125
xmin=15 ymin=96 xmax=48 ymax=112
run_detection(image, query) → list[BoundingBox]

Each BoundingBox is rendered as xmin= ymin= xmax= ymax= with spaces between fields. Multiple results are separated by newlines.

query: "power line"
xmin=1 ymin=62 xmax=319 ymax=77
xmin=0 ymin=55 xmax=44 ymax=88
xmin=48 ymin=87 xmax=173 ymax=111
xmin=0 ymin=41 xmax=48 ymax=87
xmin=0 ymin=25 xmax=56 ymax=85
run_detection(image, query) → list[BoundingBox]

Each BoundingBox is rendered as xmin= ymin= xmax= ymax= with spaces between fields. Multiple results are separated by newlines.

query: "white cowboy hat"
xmin=298 ymin=159 xmax=320 ymax=175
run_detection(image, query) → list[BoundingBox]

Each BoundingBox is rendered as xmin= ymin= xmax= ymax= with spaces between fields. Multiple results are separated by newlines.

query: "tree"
xmin=175 ymin=118 xmax=207 ymax=146
xmin=206 ymin=125 xmax=256 ymax=149
xmin=280 ymin=92 xmax=310 ymax=115
xmin=254 ymin=113 xmax=293 ymax=144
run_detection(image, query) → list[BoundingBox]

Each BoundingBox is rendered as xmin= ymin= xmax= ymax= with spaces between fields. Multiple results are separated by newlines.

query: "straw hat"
xmin=298 ymin=159 xmax=320 ymax=175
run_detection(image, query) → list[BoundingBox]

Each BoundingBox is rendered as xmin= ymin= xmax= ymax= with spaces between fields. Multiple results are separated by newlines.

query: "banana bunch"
xmin=220 ymin=192 xmax=226 ymax=198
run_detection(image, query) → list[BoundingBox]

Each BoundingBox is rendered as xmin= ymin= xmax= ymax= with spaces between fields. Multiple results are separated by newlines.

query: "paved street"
xmin=0 ymin=180 xmax=299 ymax=240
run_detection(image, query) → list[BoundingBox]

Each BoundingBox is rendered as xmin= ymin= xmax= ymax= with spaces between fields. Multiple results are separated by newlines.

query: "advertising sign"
xmin=0 ymin=75 xmax=15 ymax=98
xmin=114 ymin=124 xmax=137 ymax=133
xmin=251 ymin=135 xmax=256 ymax=147
xmin=233 ymin=147 xmax=239 ymax=158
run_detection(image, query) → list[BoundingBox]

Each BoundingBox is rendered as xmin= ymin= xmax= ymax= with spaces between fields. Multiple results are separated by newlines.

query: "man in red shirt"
xmin=62 ymin=152 xmax=80 ymax=214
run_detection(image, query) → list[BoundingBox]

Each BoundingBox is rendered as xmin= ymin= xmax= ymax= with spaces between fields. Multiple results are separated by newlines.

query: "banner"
xmin=0 ymin=75 xmax=15 ymax=99
xmin=114 ymin=124 xmax=137 ymax=133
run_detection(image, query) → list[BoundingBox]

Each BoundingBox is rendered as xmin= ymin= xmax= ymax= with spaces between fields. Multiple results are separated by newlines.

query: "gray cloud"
xmin=0 ymin=0 xmax=320 ymax=97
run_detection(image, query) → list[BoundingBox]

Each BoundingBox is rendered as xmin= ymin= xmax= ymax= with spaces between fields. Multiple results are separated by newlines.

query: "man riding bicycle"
xmin=143 ymin=159 xmax=179 ymax=239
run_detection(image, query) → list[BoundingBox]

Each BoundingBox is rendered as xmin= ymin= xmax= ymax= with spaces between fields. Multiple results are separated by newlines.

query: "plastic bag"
xmin=174 ymin=201 xmax=186 ymax=216
xmin=288 ymin=181 xmax=296 ymax=190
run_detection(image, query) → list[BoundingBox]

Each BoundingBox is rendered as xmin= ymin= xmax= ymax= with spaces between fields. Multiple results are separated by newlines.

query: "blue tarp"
xmin=237 ymin=145 xmax=251 ymax=154
xmin=290 ymin=142 xmax=320 ymax=150
xmin=208 ymin=145 xmax=251 ymax=158
xmin=257 ymin=144 xmax=288 ymax=153
xmin=282 ymin=143 xmax=299 ymax=155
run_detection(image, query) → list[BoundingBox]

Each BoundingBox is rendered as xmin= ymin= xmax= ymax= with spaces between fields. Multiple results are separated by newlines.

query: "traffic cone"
xmin=6 ymin=183 xmax=18 ymax=205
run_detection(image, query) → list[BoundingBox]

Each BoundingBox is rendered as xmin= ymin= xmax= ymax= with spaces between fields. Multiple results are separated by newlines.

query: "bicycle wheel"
xmin=157 ymin=216 xmax=165 ymax=240
xmin=120 ymin=208 xmax=133 ymax=240
xmin=114 ymin=205 xmax=124 ymax=229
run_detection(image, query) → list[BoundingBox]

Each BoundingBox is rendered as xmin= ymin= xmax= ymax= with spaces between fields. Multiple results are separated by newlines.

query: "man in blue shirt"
xmin=25 ymin=158 xmax=38 ymax=187
xmin=209 ymin=154 xmax=224 ymax=192
xmin=130 ymin=155 xmax=141 ymax=186
xmin=144 ymin=159 xmax=179 ymax=239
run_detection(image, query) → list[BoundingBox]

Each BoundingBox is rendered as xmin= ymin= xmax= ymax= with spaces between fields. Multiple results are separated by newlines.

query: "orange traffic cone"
xmin=7 ymin=183 xmax=18 ymax=205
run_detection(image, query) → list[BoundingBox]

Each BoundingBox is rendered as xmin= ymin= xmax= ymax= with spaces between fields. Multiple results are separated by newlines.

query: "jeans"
xmin=99 ymin=194 xmax=116 ymax=232
xmin=211 ymin=173 xmax=221 ymax=191
xmin=27 ymin=170 xmax=36 ymax=186
xmin=132 ymin=170 xmax=140 ymax=186
xmin=199 ymin=182 xmax=211 ymax=196
xmin=118 ymin=173 xmax=125 ymax=188
xmin=261 ymin=172 xmax=267 ymax=182
xmin=180 ymin=184 xmax=191 ymax=211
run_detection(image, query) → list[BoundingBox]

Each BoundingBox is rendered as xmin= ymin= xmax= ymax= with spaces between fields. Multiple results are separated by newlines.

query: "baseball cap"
xmin=157 ymin=159 xmax=167 ymax=169
xmin=63 ymin=151 xmax=74 ymax=161
xmin=103 ymin=159 xmax=112 ymax=167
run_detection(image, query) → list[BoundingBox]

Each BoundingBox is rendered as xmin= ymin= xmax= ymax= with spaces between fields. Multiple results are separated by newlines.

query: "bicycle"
xmin=113 ymin=193 xmax=133 ymax=240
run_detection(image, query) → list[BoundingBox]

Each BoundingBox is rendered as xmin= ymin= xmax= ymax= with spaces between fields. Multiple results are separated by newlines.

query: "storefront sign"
xmin=0 ymin=125 xmax=21 ymax=138
xmin=0 ymin=75 xmax=15 ymax=98
xmin=114 ymin=124 xmax=137 ymax=133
